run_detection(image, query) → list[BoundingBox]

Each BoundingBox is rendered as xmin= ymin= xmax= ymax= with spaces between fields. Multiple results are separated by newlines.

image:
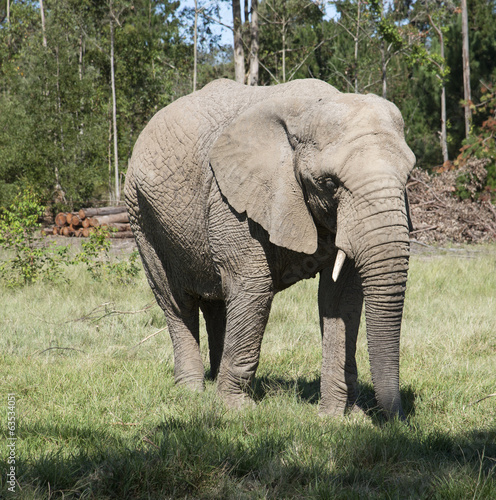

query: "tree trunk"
xmin=40 ymin=0 xmax=47 ymax=48
xmin=110 ymin=1 xmax=120 ymax=203
xmin=54 ymin=44 xmax=67 ymax=202
xmin=282 ymin=21 xmax=286 ymax=83
xmin=248 ymin=0 xmax=259 ymax=86
xmin=193 ymin=0 xmax=198 ymax=91
xmin=428 ymin=13 xmax=449 ymax=163
xmin=461 ymin=0 xmax=472 ymax=138
xmin=232 ymin=0 xmax=245 ymax=83
xmin=440 ymin=82 xmax=449 ymax=163
xmin=354 ymin=0 xmax=361 ymax=93
xmin=381 ymin=41 xmax=387 ymax=99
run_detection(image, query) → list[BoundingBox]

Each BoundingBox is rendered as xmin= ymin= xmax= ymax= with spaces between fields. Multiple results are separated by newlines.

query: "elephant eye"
xmin=319 ymin=177 xmax=338 ymax=191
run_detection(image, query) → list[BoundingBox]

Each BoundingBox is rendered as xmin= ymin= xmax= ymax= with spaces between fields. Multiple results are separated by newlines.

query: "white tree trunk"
xmin=428 ymin=13 xmax=449 ymax=163
xmin=110 ymin=2 xmax=120 ymax=203
xmin=354 ymin=0 xmax=361 ymax=93
xmin=40 ymin=0 xmax=47 ymax=47
xmin=193 ymin=0 xmax=198 ymax=91
xmin=232 ymin=0 xmax=245 ymax=83
xmin=249 ymin=0 xmax=259 ymax=86
xmin=381 ymin=41 xmax=387 ymax=99
xmin=461 ymin=0 xmax=472 ymax=138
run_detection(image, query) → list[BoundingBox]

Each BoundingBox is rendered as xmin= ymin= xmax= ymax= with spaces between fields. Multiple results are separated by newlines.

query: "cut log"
xmin=61 ymin=226 xmax=73 ymax=237
xmin=79 ymin=206 xmax=127 ymax=219
xmin=109 ymin=222 xmax=131 ymax=232
xmin=52 ymin=226 xmax=59 ymax=236
xmin=81 ymin=227 xmax=94 ymax=237
xmin=55 ymin=213 xmax=67 ymax=227
xmin=109 ymin=231 xmax=134 ymax=239
xmin=82 ymin=218 xmax=91 ymax=229
xmin=91 ymin=213 xmax=129 ymax=225
xmin=66 ymin=212 xmax=74 ymax=225
xmin=72 ymin=215 xmax=82 ymax=227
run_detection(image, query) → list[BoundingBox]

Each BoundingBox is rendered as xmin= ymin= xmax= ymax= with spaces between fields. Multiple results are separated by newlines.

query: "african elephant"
xmin=125 ymin=78 xmax=415 ymax=420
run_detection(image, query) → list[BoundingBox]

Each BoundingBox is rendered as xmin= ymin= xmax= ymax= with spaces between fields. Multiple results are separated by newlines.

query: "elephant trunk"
xmin=344 ymin=193 xmax=410 ymax=419
xmin=362 ymin=277 xmax=407 ymax=418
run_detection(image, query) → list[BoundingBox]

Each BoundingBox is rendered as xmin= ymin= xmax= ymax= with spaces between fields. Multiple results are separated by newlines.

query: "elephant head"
xmin=210 ymin=91 xmax=415 ymax=419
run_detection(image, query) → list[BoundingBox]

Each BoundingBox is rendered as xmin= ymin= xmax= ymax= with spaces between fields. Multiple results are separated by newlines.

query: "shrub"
xmin=457 ymin=84 xmax=496 ymax=201
xmin=0 ymin=189 xmax=69 ymax=286
xmin=75 ymin=226 xmax=141 ymax=284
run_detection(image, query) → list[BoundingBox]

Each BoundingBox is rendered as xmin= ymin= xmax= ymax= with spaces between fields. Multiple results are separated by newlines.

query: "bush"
xmin=0 ymin=189 xmax=69 ymax=286
xmin=0 ymin=189 xmax=141 ymax=287
xmin=75 ymin=226 xmax=141 ymax=284
xmin=457 ymin=85 xmax=496 ymax=202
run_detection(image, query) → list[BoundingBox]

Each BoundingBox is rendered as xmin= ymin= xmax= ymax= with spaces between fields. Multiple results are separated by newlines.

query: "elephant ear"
xmin=209 ymin=99 xmax=318 ymax=255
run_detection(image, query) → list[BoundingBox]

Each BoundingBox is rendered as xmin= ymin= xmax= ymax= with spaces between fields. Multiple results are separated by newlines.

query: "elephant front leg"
xmin=318 ymin=264 xmax=363 ymax=416
xmin=217 ymin=285 xmax=273 ymax=409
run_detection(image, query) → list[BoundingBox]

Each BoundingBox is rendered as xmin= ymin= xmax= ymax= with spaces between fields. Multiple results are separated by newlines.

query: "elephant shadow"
xmin=252 ymin=375 xmax=418 ymax=422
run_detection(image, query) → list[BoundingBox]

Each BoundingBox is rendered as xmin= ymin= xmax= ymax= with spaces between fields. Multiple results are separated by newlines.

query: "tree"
xmin=109 ymin=0 xmax=120 ymax=203
xmin=232 ymin=0 xmax=244 ymax=82
xmin=249 ymin=0 xmax=259 ymax=85
xmin=461 ymin=0 xmax=472 ymax=138
xmin=258 ymin=0 xmax=328 ymax=84
xmin=0 ymin=0 xmax=187 ymax=209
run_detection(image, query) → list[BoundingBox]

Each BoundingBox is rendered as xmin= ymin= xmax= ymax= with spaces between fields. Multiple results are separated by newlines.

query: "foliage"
xmin=0 ymin=0 xmax=187 ymax=209
xmin=75 ymin=226 xmax=141 ymax=283
xmin=257 ymin=0 xmax=328 ymax=84
xmin=0 ymin=1 xmax=496 ymax=200
xmin=0 ymin=188 xmax=69 ymax=286
xmin=456 ymin=84 xmax=496 ymax=200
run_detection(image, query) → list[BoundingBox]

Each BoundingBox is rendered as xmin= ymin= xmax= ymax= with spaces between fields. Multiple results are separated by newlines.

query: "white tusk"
xmin=332 ymin=250 xmax=346 ymax=282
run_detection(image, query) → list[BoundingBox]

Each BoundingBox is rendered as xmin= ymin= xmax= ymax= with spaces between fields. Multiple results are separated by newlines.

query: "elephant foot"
xmin=218 ymin=389 xmax=256 ymax=410
xmin=318 ymin=401 xmax=368 ymax=420
xmin=175 ymin=375 xmax=205 ymax=393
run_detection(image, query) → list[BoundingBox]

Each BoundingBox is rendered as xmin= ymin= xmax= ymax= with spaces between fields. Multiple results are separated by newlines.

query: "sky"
xmin=180 ymin=0 xmax=337 ymax=46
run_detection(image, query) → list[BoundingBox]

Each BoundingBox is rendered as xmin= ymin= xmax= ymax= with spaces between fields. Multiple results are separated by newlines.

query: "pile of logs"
xmin=47 ymin=206 xmax=133 ymax=239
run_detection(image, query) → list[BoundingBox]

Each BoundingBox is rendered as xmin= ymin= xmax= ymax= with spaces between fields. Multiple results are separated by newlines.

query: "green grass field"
xmin=1 ymin=244 xmax=495 ymax=499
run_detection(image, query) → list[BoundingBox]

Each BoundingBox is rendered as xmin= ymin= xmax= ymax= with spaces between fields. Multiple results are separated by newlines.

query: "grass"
xmin=1 ymin=244 xmax=495 ymax=499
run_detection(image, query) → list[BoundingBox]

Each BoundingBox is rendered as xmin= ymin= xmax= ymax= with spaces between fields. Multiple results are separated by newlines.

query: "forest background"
xmin=0 ymin=0 xmax=495 ymax=213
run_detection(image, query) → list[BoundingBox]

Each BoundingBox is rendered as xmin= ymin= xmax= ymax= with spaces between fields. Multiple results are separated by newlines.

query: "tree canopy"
xmin=0 ymin=0 xmax=495 ymax=209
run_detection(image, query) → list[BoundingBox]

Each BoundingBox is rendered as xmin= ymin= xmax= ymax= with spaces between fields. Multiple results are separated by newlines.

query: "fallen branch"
xmin=35 ymin=346 xmax=86 ymax=355
xmin=72 ymin=302 xmax=156 ymax=323
xmin=410 ymin=225 xmax=438 ymax=235
xmin=130 ymin=326 xmax=167 ymax=349
xmin=142 ymin=436 xmax=160 ymax=449
xmin=467 ymin=393 xmax=496 ymax=407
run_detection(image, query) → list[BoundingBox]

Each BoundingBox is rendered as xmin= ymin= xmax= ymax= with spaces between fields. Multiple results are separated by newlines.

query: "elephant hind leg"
xmin=200 ymin=300 xmax=226 ymax=380
xmin=133 ymin=231 xmax=205 ymax=391
xmin=163 ymin=294 xmax=205 ymax=391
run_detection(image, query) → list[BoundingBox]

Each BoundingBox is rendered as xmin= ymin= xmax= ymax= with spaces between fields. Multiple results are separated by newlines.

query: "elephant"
xmin=124 ymin=78 xmax=415 ymax=420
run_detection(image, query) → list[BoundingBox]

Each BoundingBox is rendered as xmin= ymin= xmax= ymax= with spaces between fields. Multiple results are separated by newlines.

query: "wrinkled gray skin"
xmin=125 ymin=78 xmax=416 ymax=419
